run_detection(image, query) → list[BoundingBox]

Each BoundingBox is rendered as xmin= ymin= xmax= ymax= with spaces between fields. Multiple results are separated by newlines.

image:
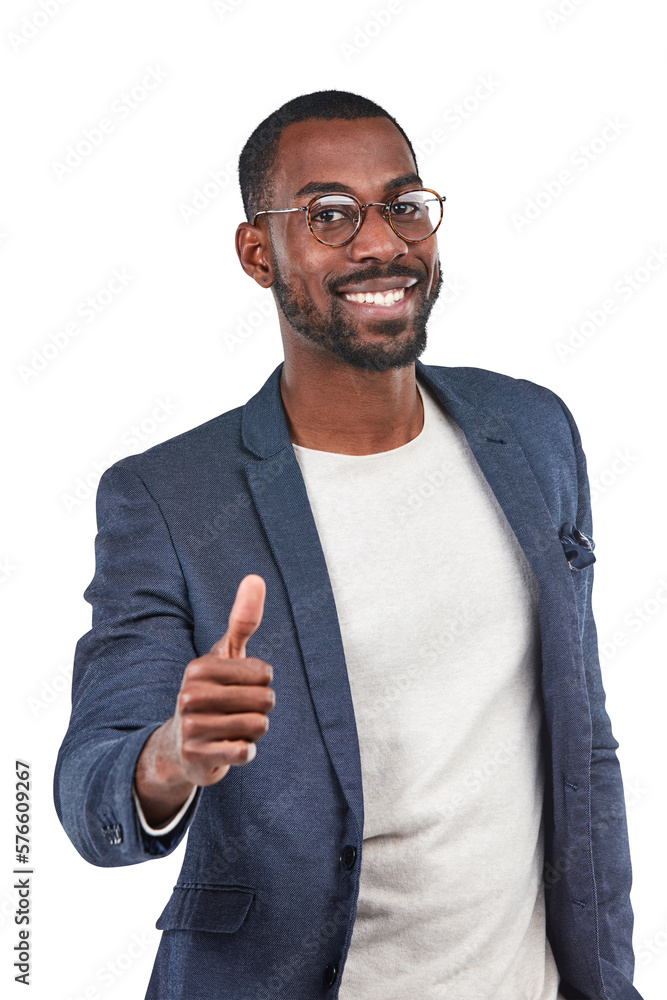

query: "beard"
xmin=268 ymin=243 xmax=444 ymax=373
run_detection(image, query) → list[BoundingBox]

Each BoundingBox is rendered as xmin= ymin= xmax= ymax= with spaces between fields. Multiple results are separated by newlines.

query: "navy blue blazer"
xmin=54 ymin=360 xmax=643 ymax=1000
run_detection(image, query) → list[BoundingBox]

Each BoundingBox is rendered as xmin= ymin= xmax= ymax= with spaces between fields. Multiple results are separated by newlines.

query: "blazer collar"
xmin=241 ymin=361 xmax=292 ymax=459
xmin=241 ymin=359 xmax=508 ymax=458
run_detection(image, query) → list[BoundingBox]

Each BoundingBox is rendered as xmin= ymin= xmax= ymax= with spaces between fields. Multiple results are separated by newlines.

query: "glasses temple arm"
xmin=252 ymin=207 xmax=307 ymax=225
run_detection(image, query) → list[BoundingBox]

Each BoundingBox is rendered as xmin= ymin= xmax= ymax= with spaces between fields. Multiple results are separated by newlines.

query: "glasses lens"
xmin=308 ymin=195 xmax=360 ymax=245
xmin=390 ymin=190 xmax=442 ymax=241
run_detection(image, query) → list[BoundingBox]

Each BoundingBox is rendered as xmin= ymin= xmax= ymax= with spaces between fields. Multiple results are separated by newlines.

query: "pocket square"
xmin=559 ymin=522 xmax=596 ymax=570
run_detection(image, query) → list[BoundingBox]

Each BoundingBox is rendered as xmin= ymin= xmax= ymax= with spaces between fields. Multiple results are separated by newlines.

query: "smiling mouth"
xmin=336 ymin=283 xmax=418 ymax=316
xmin=342 ymin=286 xmax=407 ymax=307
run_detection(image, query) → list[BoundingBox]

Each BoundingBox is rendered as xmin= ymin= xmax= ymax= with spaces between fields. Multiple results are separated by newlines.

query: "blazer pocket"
xmin=156 ymin=884 xmax=255 ymax=933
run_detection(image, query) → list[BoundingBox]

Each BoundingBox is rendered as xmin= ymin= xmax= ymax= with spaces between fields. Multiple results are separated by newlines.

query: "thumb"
xmin=211 ymin=574 xmax=266 ymax=659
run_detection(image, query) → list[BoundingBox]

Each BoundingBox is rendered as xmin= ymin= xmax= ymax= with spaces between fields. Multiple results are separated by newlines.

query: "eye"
xmin=312 ymin=208 xmax=347 ymax=224
xmin=390 ymin=200 xmax=417 ymax=217
xmin=309 ymin=196 xmax=359 ymax=229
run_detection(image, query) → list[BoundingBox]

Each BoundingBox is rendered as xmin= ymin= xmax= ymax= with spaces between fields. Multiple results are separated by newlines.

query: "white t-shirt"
xmin=290 ymin=375 xmax=565 ymax=1000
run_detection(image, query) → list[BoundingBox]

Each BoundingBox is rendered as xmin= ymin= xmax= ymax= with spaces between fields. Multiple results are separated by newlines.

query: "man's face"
xmin=260 ymin=117 xmax=443 ymax=373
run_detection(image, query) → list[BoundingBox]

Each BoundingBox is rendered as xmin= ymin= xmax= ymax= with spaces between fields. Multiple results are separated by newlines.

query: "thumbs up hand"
xmin=134 ymin=575 xmax=274 ymax=827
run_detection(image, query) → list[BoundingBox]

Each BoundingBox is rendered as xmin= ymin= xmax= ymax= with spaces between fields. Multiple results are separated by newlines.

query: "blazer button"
xmin=340 ymin=845 xmax=357 ymax=870
xmin=323 ymin=963 xmax=338 ymax=988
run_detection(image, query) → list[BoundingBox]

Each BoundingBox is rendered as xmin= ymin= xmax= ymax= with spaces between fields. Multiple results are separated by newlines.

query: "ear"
xmin=235 ymin=221 xmax=274 ymax=288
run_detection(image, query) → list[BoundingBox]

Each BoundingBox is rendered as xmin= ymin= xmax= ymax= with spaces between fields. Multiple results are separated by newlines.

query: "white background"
xmin=2 ymin=0 xmax=666 ymax=997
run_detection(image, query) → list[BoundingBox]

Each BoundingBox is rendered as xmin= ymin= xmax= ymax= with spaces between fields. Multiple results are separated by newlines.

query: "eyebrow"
xmin=293 ymin=173 xmax=423 ymax=199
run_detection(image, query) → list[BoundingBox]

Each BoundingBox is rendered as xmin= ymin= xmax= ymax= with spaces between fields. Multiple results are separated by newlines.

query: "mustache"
xmin=328 ymin=264 xmax=424 ymax=293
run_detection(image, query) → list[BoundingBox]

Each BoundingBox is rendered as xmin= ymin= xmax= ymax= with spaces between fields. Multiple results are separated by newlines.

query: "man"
xmin=55 ymin=90 xmax=643 ymax=1000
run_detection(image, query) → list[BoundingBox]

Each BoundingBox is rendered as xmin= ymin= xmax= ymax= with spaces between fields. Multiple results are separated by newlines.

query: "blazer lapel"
xmin=242 ymin=363 xmax=365 ymax=833
xmin=414 ymin=361 xmax=592 ymax=751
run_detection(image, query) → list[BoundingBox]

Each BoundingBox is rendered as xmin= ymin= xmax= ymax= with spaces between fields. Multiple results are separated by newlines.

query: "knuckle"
xmin=247 ymin=657 xmax=273 ymax=680
xmin=185 ymin=659 xmax=204 ymax=680
xmin=179 ymin=684 xmax=203 ymax=712
xmin=181 ymin=714 xmax=199 ymax=738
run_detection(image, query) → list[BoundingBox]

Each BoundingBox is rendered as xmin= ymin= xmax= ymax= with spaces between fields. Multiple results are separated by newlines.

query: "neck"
xmin=279 ymin=354 xmax=424 ymax=456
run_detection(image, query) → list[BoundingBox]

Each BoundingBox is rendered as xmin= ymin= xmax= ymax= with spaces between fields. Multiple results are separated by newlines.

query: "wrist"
xmin=152 ymin=717 xmax=192 ymax=789
xmin=135 ymin=720 xmax=196 ymax=826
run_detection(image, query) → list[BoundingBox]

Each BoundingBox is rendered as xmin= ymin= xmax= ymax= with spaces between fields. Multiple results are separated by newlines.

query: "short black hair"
xmin=238 ymin=89 xmax=418 ymax=224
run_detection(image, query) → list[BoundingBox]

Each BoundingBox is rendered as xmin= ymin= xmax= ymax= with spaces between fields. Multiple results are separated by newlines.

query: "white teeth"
xmin=343 ymin=287 xmax=406 ymax=306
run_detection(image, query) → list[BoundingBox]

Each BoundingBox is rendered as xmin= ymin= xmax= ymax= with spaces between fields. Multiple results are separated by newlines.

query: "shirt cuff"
xmin=132 ymin=781 xmax=198 ymax=836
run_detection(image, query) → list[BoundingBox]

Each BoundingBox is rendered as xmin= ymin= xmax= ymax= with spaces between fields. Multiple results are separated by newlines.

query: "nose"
xmin=347 ymin=204 xmax=408 ymax=263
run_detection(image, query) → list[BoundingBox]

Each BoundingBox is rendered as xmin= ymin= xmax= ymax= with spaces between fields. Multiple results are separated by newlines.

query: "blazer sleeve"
xmin=54 ymin=461 xmax=202 ymax=867
xmin=553 ymin=393 xmax=636 ymax=984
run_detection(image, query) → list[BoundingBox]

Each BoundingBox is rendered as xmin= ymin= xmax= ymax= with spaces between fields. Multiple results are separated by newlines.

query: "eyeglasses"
xmin=252 ymin=188 xmax=445 ymax=247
